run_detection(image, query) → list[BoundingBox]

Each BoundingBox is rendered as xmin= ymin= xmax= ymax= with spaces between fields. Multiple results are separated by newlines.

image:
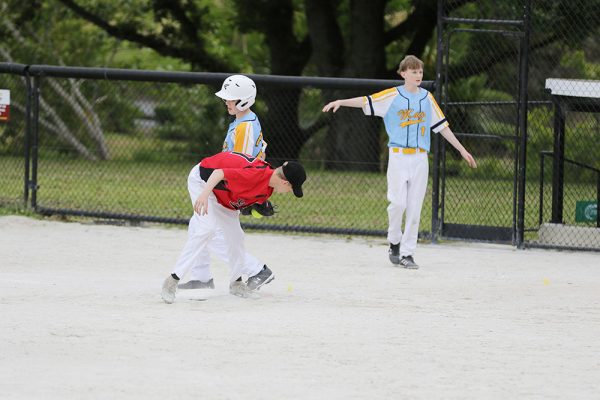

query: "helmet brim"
xmin=215 ymin=90 xmax=239 ymax=101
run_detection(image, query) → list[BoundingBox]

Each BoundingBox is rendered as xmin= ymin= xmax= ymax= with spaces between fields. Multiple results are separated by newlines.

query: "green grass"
xmin=1 ymin=154 xmax=597 ymax=236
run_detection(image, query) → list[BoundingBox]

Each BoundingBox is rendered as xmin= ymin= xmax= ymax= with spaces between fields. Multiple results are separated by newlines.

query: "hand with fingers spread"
xmin=193 ymin=169 xmax=225 ymax=216
xmin=322 ymin=97 xmax=364 ymax=113
xmin=193 ymin=190 xmax=210 ymax=215
xmin=322 ymin=100 xmax=343 ymax=113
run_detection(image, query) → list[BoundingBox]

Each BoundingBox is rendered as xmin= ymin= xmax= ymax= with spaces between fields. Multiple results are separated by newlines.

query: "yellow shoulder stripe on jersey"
xmin=428 ymin=93 xmax=445 ymax=118
xmin=371 ymin=88 xmax=397 ymax=101
xmin=233 ymin=122 xmax=251 ymax=153
xmin=255 ymin=131 xmax=263 ymax=147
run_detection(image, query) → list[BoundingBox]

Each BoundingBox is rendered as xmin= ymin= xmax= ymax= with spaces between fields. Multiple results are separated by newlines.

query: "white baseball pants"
xmin=386 ymin=149 xmax=429 ymax=257
xmin=189 ymin=228 xmax=263 ymax=281
xmin=172 ymin=165 xmax=263 ymax=283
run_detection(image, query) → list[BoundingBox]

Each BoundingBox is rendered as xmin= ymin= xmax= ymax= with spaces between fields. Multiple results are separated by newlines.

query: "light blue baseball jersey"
xmin=223 ymin=111 xmax=267 ymax=159
xmin=362 ymin=86 xmax=448 ymax=152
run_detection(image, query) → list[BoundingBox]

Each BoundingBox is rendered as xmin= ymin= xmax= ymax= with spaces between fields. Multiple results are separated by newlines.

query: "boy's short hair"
xmin=397 ymin=55 xmax=424 ymax=73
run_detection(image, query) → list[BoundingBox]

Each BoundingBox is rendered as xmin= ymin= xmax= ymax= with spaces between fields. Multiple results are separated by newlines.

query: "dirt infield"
xmin=1 ymin=215 xmax=599 ymax=399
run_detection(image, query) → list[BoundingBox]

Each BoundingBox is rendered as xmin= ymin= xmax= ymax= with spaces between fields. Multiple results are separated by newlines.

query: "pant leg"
xmin=211 ymin=204 xmax=247 ymax=283
xmin=400 ymin=153 xmax=429 ymax=257
xmin=206 ymin=228 xmax=264 ymax=278
xmin=386 ymin=149 xmax=409 ymax=245
xmin=172 ymin=213 xmax=215 ymax=280
xmin=171 ymin=165 xmax=216 ymax=280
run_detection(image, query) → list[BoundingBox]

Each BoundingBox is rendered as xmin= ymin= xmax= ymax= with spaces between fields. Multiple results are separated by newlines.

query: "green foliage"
xmin=0 ymin=123 xmax=22 ymax=156
xmin=559 ymin=50 xmax=600 ymax=79
xmin=1 ymin=0 xmax=117 ymax=66
xmin=2 ymin=0 xmax=600 ymax=171
xmin=526 ymin=105 xmax=599 ymax=183
xmin=110 ymin=45 xmax=191 ymax=71
xmin=95 ymin=94 xmax=143 ymax=135
xmin=153 ymin=85 xmax=228 ymax=158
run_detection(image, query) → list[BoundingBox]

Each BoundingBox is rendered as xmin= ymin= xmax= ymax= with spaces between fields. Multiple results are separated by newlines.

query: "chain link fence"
xmin=0 ymin=65 xmax=28 ymax=210
xmin=438 ymin=0 xmax=599 ymax=250
xmin=528 ymin=0 xmax=600 ymax=250
xmin=1 ymin=0 xmax=598 ymax=250
xmin=1 ymin=65 xmax=436 ymax=235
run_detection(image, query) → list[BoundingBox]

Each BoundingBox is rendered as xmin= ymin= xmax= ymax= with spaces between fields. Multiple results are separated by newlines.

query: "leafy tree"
xmin=0 ymin=0 xmax=125 ymax=159
xmin=4 ymin=0 xmax=599 ymax=168
xmin=48 ymin=0 xmax=465 ymax=168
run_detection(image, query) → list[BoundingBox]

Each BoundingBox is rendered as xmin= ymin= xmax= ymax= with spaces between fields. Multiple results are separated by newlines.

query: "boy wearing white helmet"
xmin=177 ymin=75 xmax=270 ymax=296
xmin=217 ymin=74 xmax=267 ymax=159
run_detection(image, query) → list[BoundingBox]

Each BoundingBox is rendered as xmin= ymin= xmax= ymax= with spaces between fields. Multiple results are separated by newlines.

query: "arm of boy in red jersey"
xmin=193 ymin=169 xmax=225 ymax=215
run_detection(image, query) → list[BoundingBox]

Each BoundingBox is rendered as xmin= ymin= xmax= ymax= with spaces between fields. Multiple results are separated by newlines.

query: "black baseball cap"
xmin=282 ymin=161 xmax=306 ymax=198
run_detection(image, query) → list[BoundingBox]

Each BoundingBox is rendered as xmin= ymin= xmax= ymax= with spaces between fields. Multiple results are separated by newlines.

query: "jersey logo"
xmin=400 ymin=119 xmax=425 ymax=127
xmin=229 ymin=198 xmax=247 ymax=210
xmin=398 ymin=109 xmax=425 ymax=127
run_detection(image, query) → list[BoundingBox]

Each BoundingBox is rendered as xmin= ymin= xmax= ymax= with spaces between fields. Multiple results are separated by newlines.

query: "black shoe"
xmin=178 ymin=278 xmax=215 ymax=290
xmin=388 ymin=243 xmax=400 ymax=265
xmin=399 ymin=255 xmax=419 ymax=269
xmin=246 ymin=265 xmax=274 ymax=291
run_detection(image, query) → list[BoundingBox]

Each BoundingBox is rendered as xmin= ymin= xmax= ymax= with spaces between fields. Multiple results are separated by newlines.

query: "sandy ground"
xmin=1 ymin=215 xmax=600 ymax=400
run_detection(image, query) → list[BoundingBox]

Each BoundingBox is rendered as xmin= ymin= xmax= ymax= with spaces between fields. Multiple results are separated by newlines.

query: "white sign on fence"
xmin=0 ymin=89 xmax=10 ymax=121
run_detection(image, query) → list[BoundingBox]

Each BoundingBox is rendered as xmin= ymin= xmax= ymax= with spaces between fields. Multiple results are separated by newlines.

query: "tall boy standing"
xmin=322 ymin=55 xmax=477 ymax=268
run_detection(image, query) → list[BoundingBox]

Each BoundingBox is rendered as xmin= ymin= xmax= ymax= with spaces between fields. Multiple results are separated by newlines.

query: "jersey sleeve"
xmin=362 ymin=88 xmax=397 ymax=117
xmin=428 ymin=93 xmax=449 ymax=133
xmin=232 ymin=122 xmax=256 ymax=155
xmin=255 ymin=131 xmax=267 ymax=160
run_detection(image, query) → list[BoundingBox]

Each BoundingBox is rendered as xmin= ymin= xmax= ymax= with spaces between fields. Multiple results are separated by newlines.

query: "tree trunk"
xmin=260 ymin=87 xmax=305 ymax=165
xmin=324 ymin=0 xmax=387 ymax=170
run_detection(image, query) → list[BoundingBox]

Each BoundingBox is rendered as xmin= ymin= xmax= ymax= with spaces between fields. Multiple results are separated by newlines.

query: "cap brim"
xmin=292 ymin=186 xmax=303 ymax=198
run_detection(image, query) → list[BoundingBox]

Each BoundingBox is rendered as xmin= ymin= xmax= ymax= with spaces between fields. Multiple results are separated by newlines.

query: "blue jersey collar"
xmin=398 ymin=86 xmax=423 ymax=98
xmin=236 ymin=111 xmax=257 ymax=123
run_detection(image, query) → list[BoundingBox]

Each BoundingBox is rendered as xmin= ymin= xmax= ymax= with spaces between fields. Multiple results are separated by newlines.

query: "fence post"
xmin=597 ymin=172 xmax=600 ymax=228
xmin=30 ymin=75 xmax=40 ymax=210
xmin=24 ymin=67 xmax=32 ymax=208
xmin=516 ymin=0 xmax=531 ymax=248
xmin=432 ymin=0 xmax=445 ymax=244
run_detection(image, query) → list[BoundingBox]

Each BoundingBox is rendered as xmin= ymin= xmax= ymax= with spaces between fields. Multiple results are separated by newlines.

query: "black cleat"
xmin=388 ymin=243 xmax=400 ymax=265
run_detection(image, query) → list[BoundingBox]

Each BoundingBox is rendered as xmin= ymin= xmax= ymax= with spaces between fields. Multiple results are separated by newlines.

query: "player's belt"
xmin=390 ymin=147 xmax=427 ymax=154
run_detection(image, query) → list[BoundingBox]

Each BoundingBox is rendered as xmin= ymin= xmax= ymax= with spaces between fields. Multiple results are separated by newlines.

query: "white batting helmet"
xmin=215 ymin=75 xmax=257 ymax=111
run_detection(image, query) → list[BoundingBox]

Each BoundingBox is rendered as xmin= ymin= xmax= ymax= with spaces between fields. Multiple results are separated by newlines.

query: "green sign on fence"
xmin=575 ymin=201 xmax=598 ymax=223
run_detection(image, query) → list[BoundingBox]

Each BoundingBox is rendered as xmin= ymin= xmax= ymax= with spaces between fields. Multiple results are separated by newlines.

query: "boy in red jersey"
xmin=161 ymin=152 xmax=306 ymax=303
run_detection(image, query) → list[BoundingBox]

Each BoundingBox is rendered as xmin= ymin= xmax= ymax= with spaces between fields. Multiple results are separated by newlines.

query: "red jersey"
xmin=199 ymin=152 xmax=275 ymax=210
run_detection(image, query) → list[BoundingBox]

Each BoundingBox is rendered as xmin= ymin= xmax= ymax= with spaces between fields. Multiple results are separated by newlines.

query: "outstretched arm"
xmin=322 ymin=96 xmax=364 ymax=113
xmin=439 ymin=126 xmax=477 ymax=168
xmin=193 ymin=169 xmax=225 ymax=215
